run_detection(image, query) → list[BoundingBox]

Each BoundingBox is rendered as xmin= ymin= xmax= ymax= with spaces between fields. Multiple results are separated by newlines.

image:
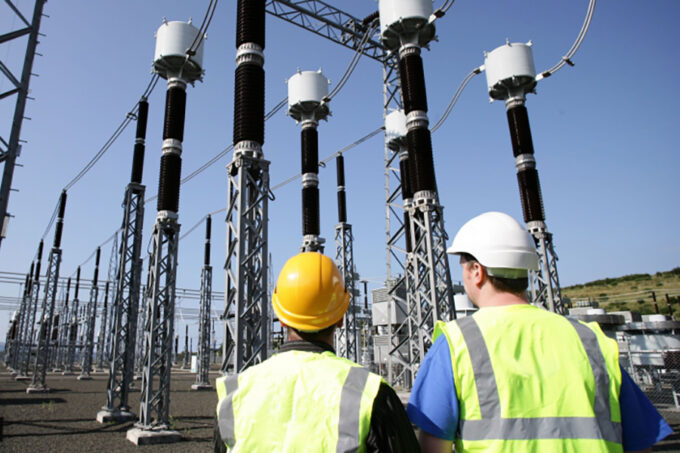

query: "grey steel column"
xmin=79 ymin=247 xmax=101 ymax=380
xmin=63 ymin=267 xmax=80 ymax=375
xmin=9 ymin=268 xmax=32 ymax=372
xmin=334 ymin=155 xmax=358 ymax=362
xmin=193 ymin=216 xmax=212 ymax=390
xmin=0 ymin=0 xmax=47 ymax=250
xmin=53 ymin=277 xmax=71 ymax=371
xmin=27 ymin=190 xmax=66 ymax=393
xmin=17 ymin=241 xmax=42 ymax=380
xmin=96 ymin=281 xmax=110 ymax=370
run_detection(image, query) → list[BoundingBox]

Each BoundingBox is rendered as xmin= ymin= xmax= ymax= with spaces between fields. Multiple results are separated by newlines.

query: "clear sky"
xmin=1 ymin=0 xmax=678 ymax=343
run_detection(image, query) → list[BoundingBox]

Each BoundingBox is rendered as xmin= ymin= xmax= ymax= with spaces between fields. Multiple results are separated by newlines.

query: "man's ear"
xmin=471 ymin=261 xmax=486 ymax=287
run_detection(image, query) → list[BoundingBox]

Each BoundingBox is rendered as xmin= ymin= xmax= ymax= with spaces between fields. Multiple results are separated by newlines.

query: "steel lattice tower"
xmin=128 ymin=21 xmax=204 ymax=444
xmin=193 ymin=215 xmax=212 ymax=390
xmin=484 ymin=42 xmax=565 ymax=314
xmin=27 ymin=191 xmax=67 ymax=393
xmin=380 ymin=3 xmax=457 ymax=389
xmin=222 ymin=0 xmax=270 ymax=374
xmin=99 ymin=99 xmax=148 ymax=423
xmin=79 ymin=246 xmax=101 ymax=380
xmin=16 ymin=242 xmax=42 ymax=380
xmin=53 ymin=277 xmax=71 ymax=371
xmin=334 ymin=155 xmax=358 ymax=362
xmin=0 ymin=0 xmax=47 ymax=250
xmin=63 ymin=266 xmax=80 ymax=375
xmin=9 ymin=267 xmax=32 ymax=372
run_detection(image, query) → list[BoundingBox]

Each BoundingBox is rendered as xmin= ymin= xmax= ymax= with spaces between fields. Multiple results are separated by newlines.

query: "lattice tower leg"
xmin=102 ymin=184 xmax=144 ymax=418
xmin=194 ymin=265 xmax=212 ymax=389
xmin=402 ymin=195 xmax=456 ymax=380
xmin=384 ymin=273 xmax=413 ymax=389
xmin=222 ymin=153 xmax=270 ymax=373
xmin=334 ymin=223 xmax=358 ymax=362
xmin=79 ymin=284 xmax=99 ymax=379
xmin=136 ymin=215 xmax=178 ymax=430
xmin=10 ymin=279 xmax=31 ymax=371
xmin=28 ymin=249 xmax=61 ymax=391
xmin=18 ymin=280 xmax=41 ymax=378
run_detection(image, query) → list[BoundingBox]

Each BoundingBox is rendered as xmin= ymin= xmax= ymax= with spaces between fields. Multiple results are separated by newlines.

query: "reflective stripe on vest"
xmin=215 ymin=352 xmax=379 ymax=452
xmin=455 ymin=316 xmax=622 ymax=443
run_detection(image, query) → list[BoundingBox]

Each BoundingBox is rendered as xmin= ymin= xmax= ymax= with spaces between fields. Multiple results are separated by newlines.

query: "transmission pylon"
xmin=9 ymin=267 xmax=32 ymax=372
xmin=96 ymin=281 xmax=110 ymax=371
xmin=53 ymin=277 xmax=71 ymax=371
xmin=16 ymin=241 xmax=42 ymax=380
xmin=127 ymin=20 xmax=204 ymax=445
xmin=27 ymin=191 xmax=67 ymax=393
xmin=0 ymin=0 xmax=47 ymax=250
xmin=79 ymin=246 xmax=101 ymax=380
xmin=192 ymin=215 xmax=212 ymax=390
xmin=222 ymin=0 xmax=270 ymax=374
xmin=334 ymin=155 xmax=358 ymax=362
xmin=483 ymin=42 xmax=565 ymax=314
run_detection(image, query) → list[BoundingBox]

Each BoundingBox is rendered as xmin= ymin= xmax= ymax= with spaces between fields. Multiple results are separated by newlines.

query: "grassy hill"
xmin=562 ymin=267 xmax=680 ymax=316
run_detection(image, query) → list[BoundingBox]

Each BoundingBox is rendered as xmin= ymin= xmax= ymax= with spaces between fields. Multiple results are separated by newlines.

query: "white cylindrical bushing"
xmin=379 ymin=0 xmax=435 ymax=50
xmin=287 ymin=70 xmax=329 ymax=107
xmin=484 ymin=42 xmax=536 ymax=100
xmin=153 ymin=20 xmax=204 ymax=81
xmin=385 ymin=110 xmax=407 ymax=144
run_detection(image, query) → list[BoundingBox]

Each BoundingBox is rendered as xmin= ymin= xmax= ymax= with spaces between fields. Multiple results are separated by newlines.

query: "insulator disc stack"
xmin=506 ymin=105 xmax=534 ymax=158
xmin=399 ymin=54 xmax=428 ymax=113
xmin=336 ymin=155 xmax=347 ymax=223
xmin=157 ymin=153 xmax=182 ymax=213
xmin=406 ymin=127 xmax=436 ymax=193
xmin=74 ymin=266 xmax=81 ymax=299
xmin=35 ymin=240 xmax=44 ymax=278
xmin=131 ymin=99 xmax=149 ymax=184
xmin=53 ymin=191 xmax=67 ymax=249
xmin=234 ymin=0 xmax=266 ymax=155
xmin=93 ymin=247 xmax=101 ymax=286
xmin=204 ymin=215 xmax=211 ymax=266
xmin=302 ymin=187 xmax=320 ymax=236
xmin=516 ymin=168 xmax=545 ymax=223
xmin=399 ymin=153 xmax=413 ymax=253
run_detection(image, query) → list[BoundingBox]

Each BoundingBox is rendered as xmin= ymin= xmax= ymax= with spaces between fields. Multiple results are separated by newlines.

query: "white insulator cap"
xmin=287 ymin=69 xmax=330 ymax=122
xmin=379 ymin=0 xmax=435 ymax=50
xmin=385 ymin=110 xmax=407 ymax=145
xmin=154 ymin=20 xmax=205 ymax=82
xmin=484 ymin=41 xmax=537 ymax=101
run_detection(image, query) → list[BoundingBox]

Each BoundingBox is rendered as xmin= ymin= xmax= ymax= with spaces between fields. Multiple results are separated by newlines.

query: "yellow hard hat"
xmin=272 ymin=252 xmax=349 ymax=332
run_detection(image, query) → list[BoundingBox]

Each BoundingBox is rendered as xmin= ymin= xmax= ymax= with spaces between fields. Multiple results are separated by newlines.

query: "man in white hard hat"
xmin=407 ymin=211 xmax=671 ymax=452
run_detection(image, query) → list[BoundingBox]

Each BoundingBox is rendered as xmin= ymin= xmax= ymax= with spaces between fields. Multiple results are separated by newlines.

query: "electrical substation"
xmin=1 ymin=0 xmax=680 ymax=449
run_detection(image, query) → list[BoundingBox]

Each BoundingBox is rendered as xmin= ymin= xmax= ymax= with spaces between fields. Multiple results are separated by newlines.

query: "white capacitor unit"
xmin=379 ymin=0 xmax=435 ymax=50
xmin=484 ymin=42 xmax=537 ymax=101
xmin=153 ymin=20 xmax=204 ymax=82
xmin=287 ymin=70 xmax=330 ymax=122
xmin=385 ymin=110 xmax=407 ymax=145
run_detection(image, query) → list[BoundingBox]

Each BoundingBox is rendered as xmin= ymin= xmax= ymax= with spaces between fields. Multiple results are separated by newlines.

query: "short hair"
xmin=459 ymin=253 xmax=529 ymax=295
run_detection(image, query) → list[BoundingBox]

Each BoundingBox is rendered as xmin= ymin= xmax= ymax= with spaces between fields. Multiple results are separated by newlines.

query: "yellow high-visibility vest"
xmin=435 ymin=303 xmax=623 ymax=453
xmin=215 ymin=349 xmax=382 ymax=453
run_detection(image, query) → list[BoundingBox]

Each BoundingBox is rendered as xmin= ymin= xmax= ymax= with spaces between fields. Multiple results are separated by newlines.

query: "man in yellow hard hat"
xmin=214 ymin=252 xmax=420 ymax=452
xmin=407 ymin=211 xmax=671 ymax=453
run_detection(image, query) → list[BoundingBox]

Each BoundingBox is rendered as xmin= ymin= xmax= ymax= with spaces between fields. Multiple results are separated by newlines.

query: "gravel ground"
xmin=2 ymin=362 xmax=680 ymax=452
xmin=0 ymin=364 xmax=217 ymax=452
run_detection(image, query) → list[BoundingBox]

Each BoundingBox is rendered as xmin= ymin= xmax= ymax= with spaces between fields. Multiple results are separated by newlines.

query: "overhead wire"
xmin=326 ymin=22 xmax=378 ymax=101
xmin=186 ymin=0 xmax=218 ymax=54
xmin=430 ymin=66 xmax=483 ymax=133
xmin=39 ymin=74 xmax=161 ymax=243
xmin=536 ymin=0 xmax=596 ymax=80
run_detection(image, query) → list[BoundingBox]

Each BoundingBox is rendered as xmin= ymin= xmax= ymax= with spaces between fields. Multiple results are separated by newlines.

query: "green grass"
xmin=562 ymin=267 xmax=680 ymax=316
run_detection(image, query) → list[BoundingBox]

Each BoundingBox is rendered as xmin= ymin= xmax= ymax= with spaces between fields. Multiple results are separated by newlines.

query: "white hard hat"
xmin=447 ymin=211 xmax=539 ymax=277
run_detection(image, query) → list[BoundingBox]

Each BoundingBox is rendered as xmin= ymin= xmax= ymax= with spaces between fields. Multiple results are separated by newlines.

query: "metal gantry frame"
xmin=0 ymin=0 xmax=47 ymax=250
xmin=193 ymin=216 xmax=213 ymax=390
xmin=79 ymin=248 xmax=100 ymax=380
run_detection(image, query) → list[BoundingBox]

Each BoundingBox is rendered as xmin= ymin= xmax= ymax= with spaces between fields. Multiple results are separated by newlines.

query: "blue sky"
xmin=1 ymin=0 xmax=678 ymax=342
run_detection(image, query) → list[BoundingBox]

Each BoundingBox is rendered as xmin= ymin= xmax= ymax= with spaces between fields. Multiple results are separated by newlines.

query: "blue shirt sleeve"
xmin=406 ymin=337 xmax=674 ymax=449
xmin=619 ymin=367 xmax=673 ymax=450
xmin=406 ymin=335 xmax=459 ymax=441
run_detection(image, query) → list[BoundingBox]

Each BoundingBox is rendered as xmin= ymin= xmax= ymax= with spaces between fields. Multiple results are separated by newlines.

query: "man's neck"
xmin=475 ymin=286 xmax=529 ymax=309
